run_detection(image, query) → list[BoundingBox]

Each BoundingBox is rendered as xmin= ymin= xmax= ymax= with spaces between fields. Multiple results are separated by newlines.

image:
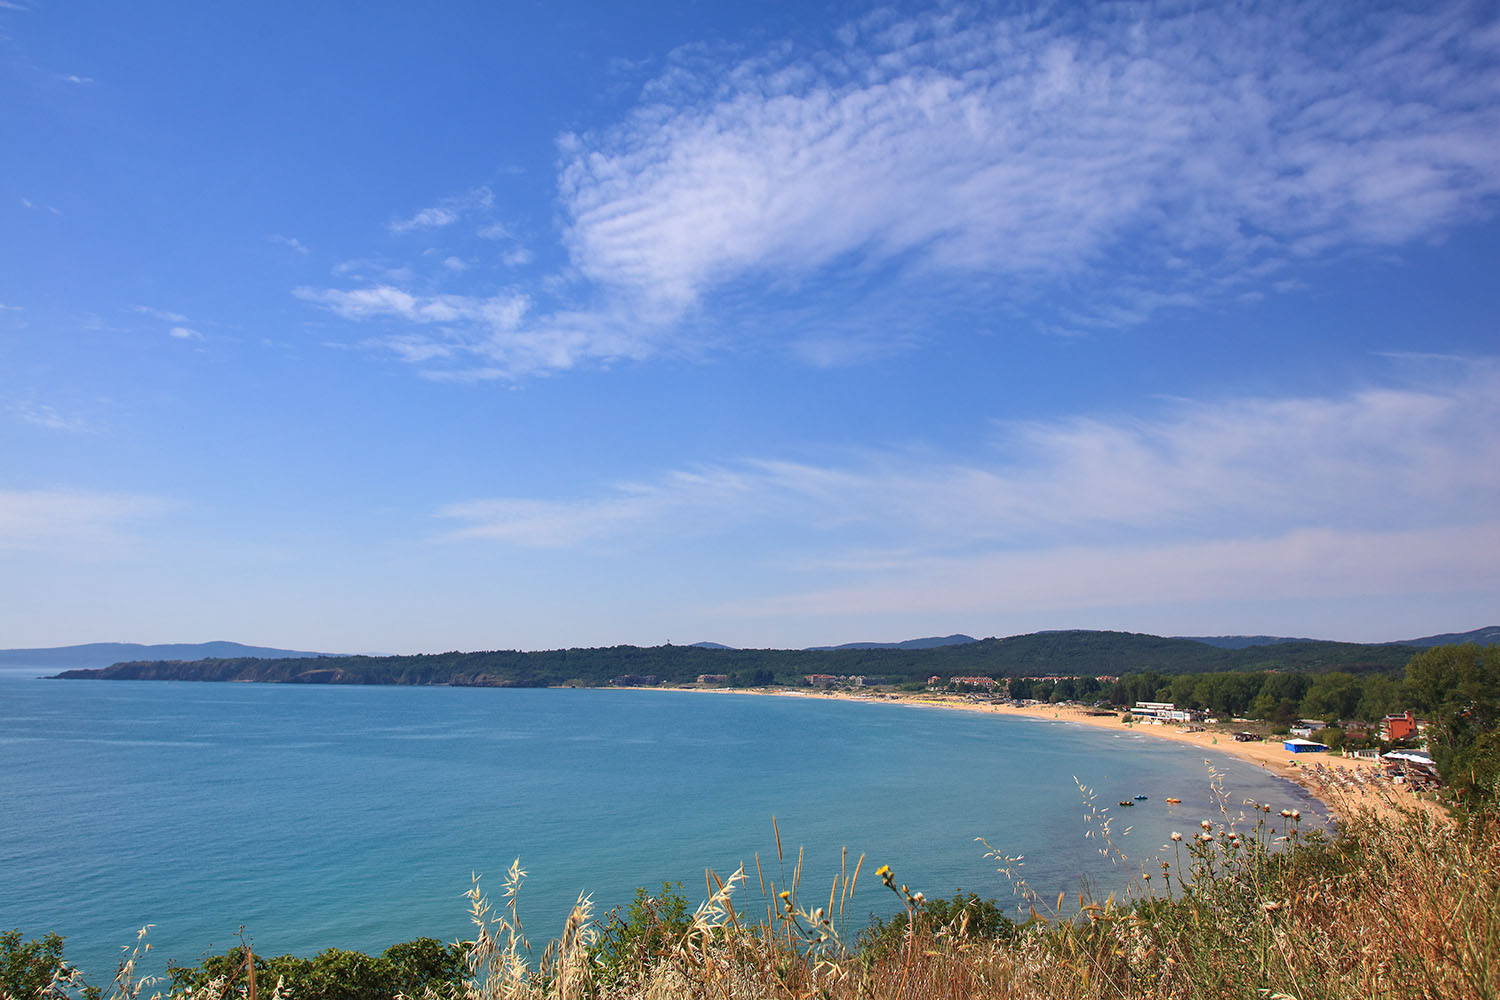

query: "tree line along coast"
xmin=50 ymin=628 xmax=1441 ymax=688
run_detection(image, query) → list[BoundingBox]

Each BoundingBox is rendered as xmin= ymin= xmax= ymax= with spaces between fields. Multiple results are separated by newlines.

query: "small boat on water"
xmin=1165 ymin=797 xmax=1181 ymax=804
xmin=1118 ymin=800 xmax=1135 ymax=807
xmin=1134 ymin=794 xmax=1148 ymax=800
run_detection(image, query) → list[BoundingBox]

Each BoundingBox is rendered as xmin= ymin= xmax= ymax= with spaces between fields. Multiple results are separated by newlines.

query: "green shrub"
xmin=588 ymin=882 xmax=693 ymax=989
xmin=165 ymin=938 xmax=465 ymax=1000
xmin=858 ymin=891 xmax=1017 ymax=959
xmin=1 ymin=930 xmax=96 ymax=1000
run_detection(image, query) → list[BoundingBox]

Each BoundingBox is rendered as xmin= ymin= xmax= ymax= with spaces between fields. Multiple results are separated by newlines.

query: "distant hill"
xmin=1391 ymin=626 xmax=1500 ymax=647
xmin=0 ymin=641 xmax=332 ymax=669
xmin=959 ymin=630 xmax=1414 ymax=675
xmin=1179 ymin=626 xmax=1500 ymax=649
xmin=689 ymin=641 xmax=735 ymax=649
xmin=1176 ymin=635 xmax=1319 ymax=649
xmin=807 ymin=634 xmax=978 ymax=651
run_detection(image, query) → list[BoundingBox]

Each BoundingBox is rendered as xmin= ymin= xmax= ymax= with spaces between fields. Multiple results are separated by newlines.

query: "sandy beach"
xmin=673 ymin=685 xmax=1436 ymax=823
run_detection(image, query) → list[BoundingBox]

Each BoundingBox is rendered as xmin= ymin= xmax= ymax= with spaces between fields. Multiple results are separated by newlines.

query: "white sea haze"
xmin=0 ymin=669 xmax=1324 ymax=982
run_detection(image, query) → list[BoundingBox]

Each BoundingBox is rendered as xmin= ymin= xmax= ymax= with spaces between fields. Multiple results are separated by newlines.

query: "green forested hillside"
xmin=54 ymin=630 xmax=1415 ymax=687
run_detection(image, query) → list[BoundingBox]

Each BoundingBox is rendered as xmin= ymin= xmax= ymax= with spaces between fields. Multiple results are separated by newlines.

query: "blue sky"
xmin=3 ymin=0 xmax=1497 ymax=653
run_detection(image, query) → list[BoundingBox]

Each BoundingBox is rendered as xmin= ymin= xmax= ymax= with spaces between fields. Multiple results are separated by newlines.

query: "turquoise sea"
xmin=0 ymin=668 xmax=1324 ymax=982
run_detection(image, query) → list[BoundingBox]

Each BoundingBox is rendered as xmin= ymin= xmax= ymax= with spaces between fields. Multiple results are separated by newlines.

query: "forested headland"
xmin=54 ymin=629 xmax=1416 ymax=688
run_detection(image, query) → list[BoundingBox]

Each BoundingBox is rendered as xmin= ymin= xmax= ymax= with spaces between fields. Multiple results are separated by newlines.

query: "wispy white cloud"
xmin=11 ymin=402 xmax=93 ymax=433
xmin=440 ymin=467 xmax=761 ymax=546
xmin=331 ymin=258 xmax=414 ymax=284
xmin=714 ymin=521 xmax=1500 ymax=622
xmin=473 ymin=223 xmax=538 ymax=268
xmin=269 ymin=234 xmax=310 ymax=254
xmin=294 ymin=284 xmax=527 ymax=326
xmin=58 ymin=73 xmax=93 ymax=84
xmin=0 ymin=489 xmax=170 ymax=554
xmin=294 ymin=284 xmax=673 ymax=377
xmin=131 ymin=304 xmax=190 ymax=324
xmin=128 ymin=306 xmax=208 ymax=342
xmin=437 ymin=359 xmax=1500 ymax=613
xmin=392 ymin=206 xmax=458 ymax=232
xmin=389 ymin=186 xmax=494 ymax=234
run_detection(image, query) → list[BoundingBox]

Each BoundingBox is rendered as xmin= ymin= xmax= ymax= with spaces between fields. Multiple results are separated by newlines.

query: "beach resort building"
xmin=1284 ymin=737 xmax=1330 ymax=753
xmin=1382 ymin=749 xmax=1439 ymax=786
xmin=1132 ymin=701 xmax=1204 ymax=724
xmin=802 ymin=673 xmax=883 ymax=688
xmin=1382 ymin=711 xmax=1418 ymax=741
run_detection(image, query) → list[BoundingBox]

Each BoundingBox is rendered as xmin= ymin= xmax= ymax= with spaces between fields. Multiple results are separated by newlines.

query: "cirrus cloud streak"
xmin=437 ymin=359 xmax=1500 ymax=615
xmin=0 ymin=489 xmax=173 ymax=555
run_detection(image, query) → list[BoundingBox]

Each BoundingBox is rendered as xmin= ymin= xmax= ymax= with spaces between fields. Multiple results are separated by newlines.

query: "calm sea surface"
xmin=0 ymin=668 xmax=1324 ymax=981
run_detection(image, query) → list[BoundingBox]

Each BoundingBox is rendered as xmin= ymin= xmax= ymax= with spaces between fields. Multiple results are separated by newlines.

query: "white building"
xmin=1132 ymin=701 xmax=1204 ymax=724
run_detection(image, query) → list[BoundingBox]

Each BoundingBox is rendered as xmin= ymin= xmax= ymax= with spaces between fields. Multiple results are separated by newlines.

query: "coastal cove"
xmin=695 ymin=686 xmax=1401 ymax=821
xmin=0 ymin=671 xmax=1324 ymax=984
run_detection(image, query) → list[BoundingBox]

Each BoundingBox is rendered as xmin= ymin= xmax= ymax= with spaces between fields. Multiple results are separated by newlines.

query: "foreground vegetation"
xmin=8 ymin=783 xmax=1498 ymax=1000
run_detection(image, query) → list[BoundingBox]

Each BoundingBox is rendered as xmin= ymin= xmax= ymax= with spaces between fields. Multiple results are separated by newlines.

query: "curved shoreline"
xmin=660 ymin=685 xmax=1427 ymax=821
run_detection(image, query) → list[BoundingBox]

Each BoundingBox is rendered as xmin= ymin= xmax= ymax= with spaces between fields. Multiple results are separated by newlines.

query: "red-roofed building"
xmin=1382 ymin=711 xmax=1417 ymax=741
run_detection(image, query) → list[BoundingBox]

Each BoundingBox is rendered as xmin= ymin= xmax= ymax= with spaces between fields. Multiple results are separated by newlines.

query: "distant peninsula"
xmin=1 ymin=640 xmax=334 ymax=670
